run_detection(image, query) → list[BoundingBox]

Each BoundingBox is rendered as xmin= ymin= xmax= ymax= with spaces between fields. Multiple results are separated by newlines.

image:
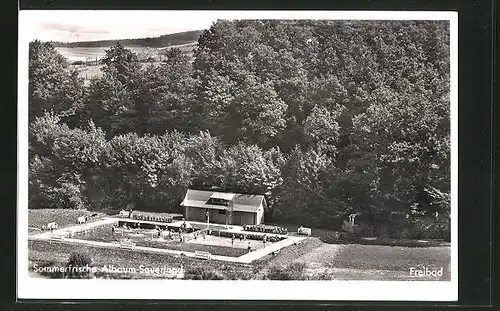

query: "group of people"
xmin=40 ymin=225 xmax=54 ymax=232
xmin=193 ymin=231 xmax=206 ymax=241
xmin=243 ymin=224 xmax=288 ymax=235
xmin=131 ymin=213 xmax=173 ymax=223
xmin=111 ymin=222 xmax=202 ymax=243
xmin=229 ymin=233 xmax=255 ymax=252
xmin=41 ymin=222 xmax=58 ymax=232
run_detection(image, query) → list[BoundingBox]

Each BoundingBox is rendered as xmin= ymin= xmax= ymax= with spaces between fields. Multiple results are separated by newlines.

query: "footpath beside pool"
xmin=237 ymin=235 xmax=305 ymax=263
xmin=30 ymin=218 xmax=117 ymax=239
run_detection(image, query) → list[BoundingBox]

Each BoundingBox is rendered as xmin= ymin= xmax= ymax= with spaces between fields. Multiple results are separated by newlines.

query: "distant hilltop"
xmin=51 ymin=30 xmax=204 ymax=48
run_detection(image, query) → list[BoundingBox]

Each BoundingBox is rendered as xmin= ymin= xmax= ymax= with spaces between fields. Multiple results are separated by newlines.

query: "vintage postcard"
xmin=18 ymin=10 xmax=458 ymax=301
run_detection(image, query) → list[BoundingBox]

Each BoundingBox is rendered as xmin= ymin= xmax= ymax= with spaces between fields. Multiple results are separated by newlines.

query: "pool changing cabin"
xmin=180 ymin=189 xmax=266 ymax=226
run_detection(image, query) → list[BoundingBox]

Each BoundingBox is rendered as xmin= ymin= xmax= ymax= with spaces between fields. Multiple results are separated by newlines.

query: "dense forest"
xmin=28 ymin=20 xmax=451 ymax=238
xmin=51 ymin=30 xmax=203 ymax=48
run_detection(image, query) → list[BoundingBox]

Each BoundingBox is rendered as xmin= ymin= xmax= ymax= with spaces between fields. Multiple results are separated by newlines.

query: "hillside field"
xmin=56 ymin=42 xmax=197 ymax=62
xmin=28 ymin=209 xmax=103 ymax=230
xmin=60 ymin=42 xmax=197 ymax=84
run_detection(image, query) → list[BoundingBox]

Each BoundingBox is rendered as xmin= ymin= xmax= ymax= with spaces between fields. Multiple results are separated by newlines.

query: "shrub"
xmin=66 ymin=251 xmax=93 ymax=279
xmin=220 ymin=267 xmax=254 ymax=280
xmin=338 ymin=216 xmax=450 ymax=241
xmin=266 ymin=262 xmax=307 ymax=280
xmin=408 ymin=217 xmax=450 ymax=241
xmin=388 ymin=219 xmax=410 ymax=239
xmin=310 ymin=271 xmax=335 ymax=280
xmin=184 ymin=266 xmax=225 ymax=280
xmin=68 ymin=251 xmax=92 ymax=266
xmin=341 ymin=220 xmax=354 ymax=233
xmin=355 ymin=223 xmax=377 ymax=237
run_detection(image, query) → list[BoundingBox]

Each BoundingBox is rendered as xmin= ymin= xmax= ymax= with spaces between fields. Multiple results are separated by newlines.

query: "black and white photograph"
xmin=18 ymin=10 xmax=457 ymax=301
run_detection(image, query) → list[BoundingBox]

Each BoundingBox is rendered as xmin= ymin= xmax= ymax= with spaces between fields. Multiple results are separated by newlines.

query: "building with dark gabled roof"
xmin=180 ymin=189 xmax=266 ymax=225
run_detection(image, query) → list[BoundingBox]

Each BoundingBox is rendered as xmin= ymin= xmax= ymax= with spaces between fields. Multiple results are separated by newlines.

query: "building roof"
xmin=180 ymin=189 xmax=265 ymax=213
xmin=210 ymin=192 xmax=236 ymax=200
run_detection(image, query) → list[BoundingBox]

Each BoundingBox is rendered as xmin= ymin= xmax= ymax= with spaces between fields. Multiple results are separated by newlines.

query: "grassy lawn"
xmin=293 ymin=243 xmax=450 ymax=271
xmin=256 ymin=237 xmax=451 ymax=281
xmin=28 ymin=209 xmax=103 ymax=230
xmin=28 ymin=240 xmax=253 ymax=279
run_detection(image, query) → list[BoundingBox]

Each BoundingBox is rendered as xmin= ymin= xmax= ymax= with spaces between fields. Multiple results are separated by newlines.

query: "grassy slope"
xmin=28 ymin=240 xmax=253 ymax=279
xmin=325 ymin=244 xmax=450 ymax=272
xmin=293 ymin=243 xmax=451 ymax=279
xmin=257 ymin=237 xmax=451 ymax=280
xmin=28 ymin=209 xmax=97 ymax=229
